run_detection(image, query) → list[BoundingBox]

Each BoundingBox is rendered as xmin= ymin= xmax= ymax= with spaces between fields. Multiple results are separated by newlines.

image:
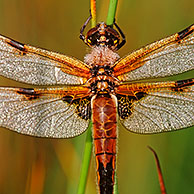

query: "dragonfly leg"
xmin=80 ymin=10 xmax=92 ymax=43
xmin=113 ymin=21 xmax=126 ymax=50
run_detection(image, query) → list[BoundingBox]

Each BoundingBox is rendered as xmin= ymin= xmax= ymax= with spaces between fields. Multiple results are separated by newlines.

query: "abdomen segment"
xmin=92 ymin=94 xmax=117 ymax=194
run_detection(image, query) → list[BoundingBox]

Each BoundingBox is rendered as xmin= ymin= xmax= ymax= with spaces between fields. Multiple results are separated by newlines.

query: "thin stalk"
xmin=77 ymin=2 xmax=96 ymax=193
xmin=148 ymin=146 xmax=167 ymax=194
xmin=114 ymin=171 xmax=119 ymax=194
xmin=107 ymin=1 xmax=119 ymax=193
xmin=77 ymin=121 xmax=93 ymax=194
xmin=78 ymin=0 xmax=118 ymax=193
xmin=106 ymin=0 xmax=118 ymax=25
xmin=90 ymin=0 xmax=97 ymax=27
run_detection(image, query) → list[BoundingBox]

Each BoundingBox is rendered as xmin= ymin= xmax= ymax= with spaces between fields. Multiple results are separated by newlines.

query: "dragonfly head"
xmin=85 ymin=22 xmax=120 ymax=50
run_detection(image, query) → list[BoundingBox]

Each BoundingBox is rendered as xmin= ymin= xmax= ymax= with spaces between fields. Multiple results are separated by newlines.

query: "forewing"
xmin=113 ymin=24 xmax=194 ymax=82
xmin=117 ymin=79 xmax=194 ymax=133
xmin=0 ymin=34 xmax=90 ymax=85
xmin=0 ymin=87 xmax=91 ymax=138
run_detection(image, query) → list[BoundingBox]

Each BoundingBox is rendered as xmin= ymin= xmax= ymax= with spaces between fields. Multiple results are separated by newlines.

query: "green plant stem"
xmin=77 ymin=121 xmax=93 ymax=194
xmin=78 ymin=0 xmax=118 ymax=193
xmin=114 ymin=171 xmax=119 ymax=194
xmin=106 ymin=0 xmax=118 ymax=25
xmin=107 ymin=1 xmax=119 ymax=193
xmin=77 ymin=1 xmax=96 ymax=193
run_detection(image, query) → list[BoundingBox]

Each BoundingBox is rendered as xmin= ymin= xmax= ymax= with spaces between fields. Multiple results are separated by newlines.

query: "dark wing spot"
xmin=135 ymin=92 xmax=146 ymax=99
xmin=74 ymin=98 xmax=91 ymax=120
xmin=175 ymin=79 xmax=194 ymax=87
xmin=117 ymin=92 xmax=146 ymax=119
xmin=17 ymin=88 xmax=40 ymax=100
xmin=173 ymin=78 xmax=194 ymax=91
xmin=62 ymin=96 xmax=74 ymax=104
xmin=177 ymin=24 xmax=194 ymax=40
xmin=62 ymin=97 xmax=91 ymax=120
xmin=7 ymin=39 xmax=26 ymax=52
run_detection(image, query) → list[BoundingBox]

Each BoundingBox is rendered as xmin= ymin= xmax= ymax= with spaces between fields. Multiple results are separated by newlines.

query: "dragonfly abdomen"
xmin=92 ymin=93 xmax=117 ymax=194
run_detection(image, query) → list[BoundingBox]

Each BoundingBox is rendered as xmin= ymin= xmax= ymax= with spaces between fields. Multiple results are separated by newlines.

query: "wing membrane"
xmin=113 ymin=24 xmax=194 ymax=82
xmin=0 ymin=87 xmax=90 ymax=138
xmin=117 ymin=79 xmax=194 ymax=133
xmin=0 ymin=34 xmax=90 ymax=85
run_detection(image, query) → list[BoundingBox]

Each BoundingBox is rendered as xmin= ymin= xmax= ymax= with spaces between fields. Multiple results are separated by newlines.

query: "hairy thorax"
xmin=84 ymin=46 xmax=120 ymax=67
xmin=84 ymin=46 xmax=120 ymax=93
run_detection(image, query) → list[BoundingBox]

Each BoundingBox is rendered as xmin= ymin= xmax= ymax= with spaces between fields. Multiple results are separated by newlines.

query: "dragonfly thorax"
xmin=88 ymin=75 xmax=118 ymax=94
xmin=87 ymin=66 xmax=119 ymax=94
xmin=84 ymin=46 xmax=120 ymax=94
xmin=84 ymin=46 xmax=120 ymax=68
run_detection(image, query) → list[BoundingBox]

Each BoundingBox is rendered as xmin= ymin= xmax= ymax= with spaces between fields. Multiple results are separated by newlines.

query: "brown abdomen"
xmin=92 ymin=94 xmax=117 ymax=194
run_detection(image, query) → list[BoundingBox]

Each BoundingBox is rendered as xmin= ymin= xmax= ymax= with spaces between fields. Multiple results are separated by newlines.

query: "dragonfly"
xmin=0 ymin=13 xmax=194 ymax=193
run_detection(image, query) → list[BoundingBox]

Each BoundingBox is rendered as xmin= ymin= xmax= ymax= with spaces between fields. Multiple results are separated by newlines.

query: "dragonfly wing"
xmin=0 ymin=87 xmax=91 ymax=138
xmin=117 ymin=79 xmax=194 ymax=133
xmin=0 ymin=34 xmax=90 ymax=85
xmin=113 ymin=24 xmax=194 ymax=82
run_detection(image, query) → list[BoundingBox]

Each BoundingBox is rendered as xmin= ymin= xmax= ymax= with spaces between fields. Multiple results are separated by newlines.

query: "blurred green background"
xmin=0 ymin=0 xmax=194 ymax=194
